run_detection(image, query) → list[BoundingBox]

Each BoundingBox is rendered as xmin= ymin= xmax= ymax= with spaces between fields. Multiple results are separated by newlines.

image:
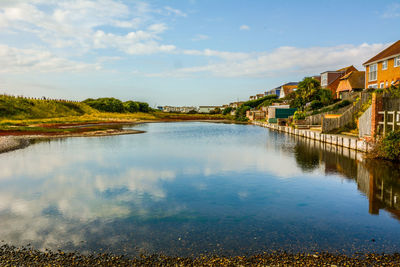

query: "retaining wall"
xmin=252 ymin=121 xmax=371 ymax=153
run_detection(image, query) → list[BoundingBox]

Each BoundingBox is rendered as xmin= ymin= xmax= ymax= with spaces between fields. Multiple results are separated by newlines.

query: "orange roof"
xmin=336 ymin=65 xmax=357 ymax=72
xmin=364 ymin=40 xmax=400 ymax=65
xmin=336 ymin=71 xmax=365 ymax=92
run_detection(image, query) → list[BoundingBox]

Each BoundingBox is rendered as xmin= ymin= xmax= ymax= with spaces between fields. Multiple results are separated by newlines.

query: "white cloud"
xmin=192 ymin=34 xmax=210 ymax=41
xmin=0 ymin=1 xmax=176 ymax=56
xmin=0 ymin=44 xmax=99 ymax=73
xmin=149 ymin=43 xmax=389 ymax=78
xmin=239 ymin=24 xmax=250 ymax=31
xmin=164 ymin=6 xmax=187 ymax=17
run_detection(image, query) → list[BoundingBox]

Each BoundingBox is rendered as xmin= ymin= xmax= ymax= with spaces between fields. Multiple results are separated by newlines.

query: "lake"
xmin=0 ymin=122 xmax=399 ymax=256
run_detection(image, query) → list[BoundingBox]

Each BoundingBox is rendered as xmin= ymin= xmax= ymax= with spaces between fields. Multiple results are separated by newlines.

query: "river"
xmin=0 ymin=122 xmax=399 ymax=256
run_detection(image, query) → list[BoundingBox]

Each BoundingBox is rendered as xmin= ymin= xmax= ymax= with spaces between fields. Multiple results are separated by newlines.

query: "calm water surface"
xmin=0 ymin=122 xmax=400 ymax=256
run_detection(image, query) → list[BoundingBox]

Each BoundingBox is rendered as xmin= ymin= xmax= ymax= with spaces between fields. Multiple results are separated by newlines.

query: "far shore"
xmin=0 ymin=119 xmax=241 ymax=154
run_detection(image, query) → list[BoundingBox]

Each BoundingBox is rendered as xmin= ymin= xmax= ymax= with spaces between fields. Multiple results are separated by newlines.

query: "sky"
xmin=0 ymin=0 xmax=400 ymax=107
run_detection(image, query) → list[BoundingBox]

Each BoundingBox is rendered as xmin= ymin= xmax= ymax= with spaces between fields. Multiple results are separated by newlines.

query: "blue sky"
xmin=0 ymin=0 xmax=399 ymax=107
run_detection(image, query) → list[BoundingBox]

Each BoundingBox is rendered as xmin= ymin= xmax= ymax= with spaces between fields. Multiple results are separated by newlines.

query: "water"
xmin=0 ymin=122 xmax=399 ymax=256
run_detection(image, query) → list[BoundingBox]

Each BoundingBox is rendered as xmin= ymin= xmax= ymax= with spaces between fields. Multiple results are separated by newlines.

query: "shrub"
xmin=310 ymin=100 xmax=323 ymax=110
xmin=374 ymin=131 xmax=400 ymax=161
xmin=137 ymin=102 xmax=150 ymax=113
xmin=123 ymin=101 xmax=140 ymax=113
xmin=222 ymin=107 xmax=233 ymax=115
xmin=83 ymin=98 xmax=124 ymax=113
xmin=293 ymin=110 xmax=306 ymax=121
xmin=235 ymin=105 xmax=251 ymax=121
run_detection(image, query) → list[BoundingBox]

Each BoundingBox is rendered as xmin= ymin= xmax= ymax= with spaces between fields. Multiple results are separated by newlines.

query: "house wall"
xmin=365 ymin=57 xmax=400 ymax=88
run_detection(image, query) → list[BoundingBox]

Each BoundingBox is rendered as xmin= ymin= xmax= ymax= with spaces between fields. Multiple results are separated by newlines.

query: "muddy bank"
xmin=0 ymin=245 xmax=399 ymax=266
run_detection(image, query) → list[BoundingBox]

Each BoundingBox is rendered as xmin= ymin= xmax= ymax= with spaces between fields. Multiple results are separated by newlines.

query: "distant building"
xmin=198 ymin=106 xmax=220 ymax=113
xmin=278 ymin=82 xmax=298 ymax=98
xmin=363 ymin=40 xmax=400 ymax=89
xmin=163 ymin=106 xmax=197 ymax=113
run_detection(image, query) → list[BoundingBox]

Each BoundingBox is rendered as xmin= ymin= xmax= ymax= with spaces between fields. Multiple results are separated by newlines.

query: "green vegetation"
xmin=222 ymin=107 xmax=233 ymax=115
xmin=83 ymin=98 xmax=150 ymax=113
xmin=244 ymin=95 xmax=278 ymax=108
xmin=373 ymin=131 xmax=400 ymax=161
xmin=0 ymin=95 xmax=97 ymax=120
xmin=288 ymin=77 xmax=333 ymax=111
xmin=235 ymin=105 xmax=251 ymax=121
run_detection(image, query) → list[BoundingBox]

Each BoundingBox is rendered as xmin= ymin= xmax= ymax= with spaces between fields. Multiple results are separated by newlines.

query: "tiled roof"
xmin=363 ymin=40 xmax=400 ymax=65
xmin=336 ymin=65 xmax=356 ymax=72
xmin=283 ymin=82 xmax=298 ymax=86
xmin=337 ymin=71 xmax=365 ymax=92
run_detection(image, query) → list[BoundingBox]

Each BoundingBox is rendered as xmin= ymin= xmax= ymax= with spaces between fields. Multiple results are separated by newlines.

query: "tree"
xmin=123 ymin=101 xmax=140 ymax=113
xmin=290 ymin=77 xmax=322 ymax=110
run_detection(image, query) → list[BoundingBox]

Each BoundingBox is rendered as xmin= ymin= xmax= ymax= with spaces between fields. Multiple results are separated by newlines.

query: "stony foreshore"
xmin=0 ymin=245 xmax=399 ymax=266
xmin=0 ymin=136 xmax=30 ymax=154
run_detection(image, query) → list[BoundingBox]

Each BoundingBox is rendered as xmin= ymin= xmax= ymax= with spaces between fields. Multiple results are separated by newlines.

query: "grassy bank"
xmin=0 ymin=95 xmax=232 ymax=136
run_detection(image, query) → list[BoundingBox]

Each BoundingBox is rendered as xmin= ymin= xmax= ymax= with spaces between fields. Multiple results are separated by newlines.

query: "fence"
xmin=378 ymin=111 xmax=400 ymax=135
xmin=322 ymin=92 xmax=371 ymax=133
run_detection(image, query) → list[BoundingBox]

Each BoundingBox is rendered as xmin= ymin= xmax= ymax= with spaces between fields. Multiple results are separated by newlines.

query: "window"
xmin=380 ymin=82 xmax=385 ymax=88
xmin=382 ymin=60 xmax=388 ymax=70
xmin=368 ymin=84 xmax=378 ymax=89
xmin=321 ymin=73 xmax=328 ymax=87
xmin=395 ymin=56 xmax=400 ymax=67
xmin=369 ymin=64 xmax=377 ymax=81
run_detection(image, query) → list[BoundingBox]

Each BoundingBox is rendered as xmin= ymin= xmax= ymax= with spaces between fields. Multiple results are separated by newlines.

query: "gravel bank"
xmin=0 ymin=246 xmax=400 ymax=266
xmin=0 ymin=136 xmax=30 ymax=154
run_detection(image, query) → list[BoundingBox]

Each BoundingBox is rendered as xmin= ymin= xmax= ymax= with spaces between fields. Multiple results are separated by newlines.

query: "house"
xmin=266 ymin=105 xmax=296 ymax=125
xmin=256 ymin=93 xmax=264 ymax=99
xmin=198 ymin=106 xmax=220 ymax=113
xmin=278 ymin=82 xmax=298 ymax=98
xmin=249 ymin=96 xmax=256 ymax=100
xmin=265 ymin=87 xmax=281 ymax=97
xmin=311 ymin=75 xmax=321 ymax=82
xmin=320 ymin=65 xmax=357 ymax=98
xmin=363 ymin=40 xmax=400 ymax=89
xmin=246 ymin=109 xmax=266 ymax=121
xmin=336 ymin=71 xmax=365 ymax=99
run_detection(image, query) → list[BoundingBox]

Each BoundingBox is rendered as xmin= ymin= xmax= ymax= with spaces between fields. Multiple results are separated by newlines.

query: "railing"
xmin=378 ymin=111 xmax=400 ymax=135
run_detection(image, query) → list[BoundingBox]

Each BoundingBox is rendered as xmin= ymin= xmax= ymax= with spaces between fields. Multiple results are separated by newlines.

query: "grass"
xmin=0 ymin=95 xmax=231 ymax=134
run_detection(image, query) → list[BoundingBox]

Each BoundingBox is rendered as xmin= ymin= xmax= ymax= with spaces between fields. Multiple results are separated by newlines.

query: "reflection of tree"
xmin=293 ymin=142 xmax=320 ymax=172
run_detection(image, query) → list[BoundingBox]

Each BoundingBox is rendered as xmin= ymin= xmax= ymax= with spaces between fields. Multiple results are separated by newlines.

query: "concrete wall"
xmin=305 ymin=105 xmax=352 ymax=125
xmin=252 ymin=121 xmax=370 ymax=152
xmin=359 ymin=105 xmax=372 ymax=138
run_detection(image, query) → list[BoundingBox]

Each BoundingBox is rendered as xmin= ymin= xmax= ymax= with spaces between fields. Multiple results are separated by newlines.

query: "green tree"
xmin=293 ymin=77 xmax=321 ymax=110
xmin=123 ymin=101 xmax=140 ymax=113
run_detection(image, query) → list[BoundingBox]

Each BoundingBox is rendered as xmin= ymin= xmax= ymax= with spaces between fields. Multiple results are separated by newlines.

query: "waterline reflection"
xmin=0 ymin=122 xmax=399 ymax=256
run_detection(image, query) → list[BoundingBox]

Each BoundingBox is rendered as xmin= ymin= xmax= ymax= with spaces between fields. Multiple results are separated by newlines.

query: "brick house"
xmin=336 ymin=71 xmax=365 ymax=99
xmin=320 ymin=65 xmax=357 ymax=98
xmin=363 ymin=40 xmax=400 ymax=89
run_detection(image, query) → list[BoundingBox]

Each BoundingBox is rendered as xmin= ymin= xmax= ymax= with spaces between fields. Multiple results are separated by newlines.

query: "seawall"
xmin=252 ymin=121 xmax=371 ymax=153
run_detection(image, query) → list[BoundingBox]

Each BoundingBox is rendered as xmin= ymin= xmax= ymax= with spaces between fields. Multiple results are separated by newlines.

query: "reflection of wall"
xmin=291 ymin=134 xmax=400 ymax=222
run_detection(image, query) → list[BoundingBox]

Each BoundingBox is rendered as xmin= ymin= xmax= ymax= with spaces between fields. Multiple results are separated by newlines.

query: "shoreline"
xmin=0 ymin=119 xmax=240 ymax=154
xmin=0 ymin=245 xmax=399 ymax=266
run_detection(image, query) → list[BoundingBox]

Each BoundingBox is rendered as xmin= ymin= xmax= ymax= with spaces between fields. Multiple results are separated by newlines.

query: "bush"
xmin=83 ymin=98 xmax=124 ymax=113
xmin=123 ymin=101 xmax=140 ymax=113
xmin=137 ymin=102 xmax=150 ymax=113
xmin=222 ymin=107 xmax=233 ymax=115
xmin=293 ymin=110 xmax=306 ymax=121
xmin=374 ymin=131 xmax=400 ymax=161
xmin=235 ymin=105 xmax=251 ymax=121
xmin=310 ymin=100 xmax=323 ymax=110
xmin=333 ymin=100 xmax=351 ymax=110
